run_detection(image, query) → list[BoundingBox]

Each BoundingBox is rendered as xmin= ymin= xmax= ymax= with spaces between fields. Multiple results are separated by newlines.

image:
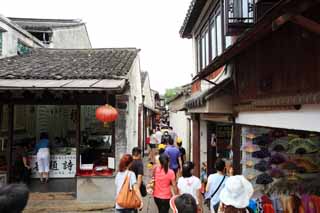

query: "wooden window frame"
xmin=17 ymin=40 xmax=31 ymax=55
xmin=194 ymin=1 xmax=228 ymax=73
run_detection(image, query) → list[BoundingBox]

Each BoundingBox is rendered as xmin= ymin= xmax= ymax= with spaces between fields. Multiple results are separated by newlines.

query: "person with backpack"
xmin=115 ymin=154 xmax=143 ymax=212
xmin=205 ymin=159 xmax=228 ymax=213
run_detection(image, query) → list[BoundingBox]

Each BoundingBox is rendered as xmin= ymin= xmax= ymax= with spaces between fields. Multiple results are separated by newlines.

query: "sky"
xmin=2 ymin=0 xmax=194 ymax=94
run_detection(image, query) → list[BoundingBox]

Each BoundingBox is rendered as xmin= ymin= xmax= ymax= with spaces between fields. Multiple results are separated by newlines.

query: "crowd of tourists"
xmin=115 ymin=126 xmax=255 ymax=213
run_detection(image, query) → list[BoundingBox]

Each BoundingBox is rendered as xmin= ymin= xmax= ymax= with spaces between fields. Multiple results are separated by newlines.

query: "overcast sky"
xmin=2 ymin=0 xmax=194 ymax=94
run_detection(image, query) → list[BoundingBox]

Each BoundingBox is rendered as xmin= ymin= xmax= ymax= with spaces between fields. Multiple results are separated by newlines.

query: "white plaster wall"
xmin=200 ymin=120 xmax=207 ymax=165
xmin=169 ymin=111 xmax=191 ymax=157
xmin=142 ymin=74 xmax=154 ymax=109
xmin=236 ymin=104 xmax=320 ymax=132
xmin=125 ymin=56 xmax=142 ymax=153
xmin=0 ymin=16 xmax=43 ymax=58
xmin=190 ymin=120 xmax=194 ymax=161
xmin=51 ymin=25 xmax=91 ymax=49
xmin=191 ymin=37 xmax=198 ymax=75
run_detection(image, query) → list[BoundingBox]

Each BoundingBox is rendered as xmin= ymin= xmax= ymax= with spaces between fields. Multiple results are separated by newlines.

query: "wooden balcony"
xmin=225 ymin=0 xmax=255 ymax=36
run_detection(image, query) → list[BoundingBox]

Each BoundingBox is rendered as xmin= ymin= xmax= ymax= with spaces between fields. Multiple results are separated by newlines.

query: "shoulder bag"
xmin=204 ymin=175 xmax=226 ymax=209
xmin=116 ymin=172 xmax=141 ymax=209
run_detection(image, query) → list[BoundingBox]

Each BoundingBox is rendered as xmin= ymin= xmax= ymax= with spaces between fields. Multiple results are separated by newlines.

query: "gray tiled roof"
xmin=185 ymin=78 xmax=231 ymax=108
xmin=179 ymin=0 xmax=207 ymax=38
xmin=0 ymin=48 xmax=139 ymax=80
xmin=8 ymin=17 xmax=84 ymax=32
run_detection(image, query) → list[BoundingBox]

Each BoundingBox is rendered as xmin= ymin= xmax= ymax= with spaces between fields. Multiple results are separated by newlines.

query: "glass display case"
xmin=78 ymin=105 xmax=114 ymax=176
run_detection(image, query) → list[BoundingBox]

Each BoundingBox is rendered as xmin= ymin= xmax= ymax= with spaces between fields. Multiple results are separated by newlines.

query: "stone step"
xmin=29 ymin=192 xmax=75 ymax=200
xmin=25 ymin=192 xmax=114 ymax=213
xmin=24 ymin=201 xmax=114 ymax=213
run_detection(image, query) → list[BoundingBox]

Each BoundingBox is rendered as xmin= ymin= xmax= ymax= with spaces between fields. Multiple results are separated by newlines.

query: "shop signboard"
xmin=29 ymin=154 xmax=76 ymax=178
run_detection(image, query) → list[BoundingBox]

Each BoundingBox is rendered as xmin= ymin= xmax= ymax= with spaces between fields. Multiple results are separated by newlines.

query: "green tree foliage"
xmin=164 ymin=87 xmax=180 ymax=102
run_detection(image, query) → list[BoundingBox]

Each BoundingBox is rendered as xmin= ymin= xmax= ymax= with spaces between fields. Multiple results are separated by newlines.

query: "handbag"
xmin=140 ymin=181 xmax=147 ymax=197
xmin=116 ymin=172 xmax=141 ymax=209
xmin=204 ymin=175 xmax=226 ymax=209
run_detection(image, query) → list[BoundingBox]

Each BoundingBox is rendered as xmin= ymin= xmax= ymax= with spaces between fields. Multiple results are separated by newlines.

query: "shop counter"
xmin=29 ymin=152 xmax=76 ymax=178
xmin=76 ymin=174 xmax=116 ymax=202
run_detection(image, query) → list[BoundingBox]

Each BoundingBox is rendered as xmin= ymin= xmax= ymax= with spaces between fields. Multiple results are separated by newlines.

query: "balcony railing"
xmin=225 ymin=0 xmax=254 ymax=35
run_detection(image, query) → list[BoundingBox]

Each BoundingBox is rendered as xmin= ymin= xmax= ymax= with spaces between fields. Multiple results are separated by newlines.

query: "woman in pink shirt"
xmin=153 ymin=154 xmax=178 ymax=213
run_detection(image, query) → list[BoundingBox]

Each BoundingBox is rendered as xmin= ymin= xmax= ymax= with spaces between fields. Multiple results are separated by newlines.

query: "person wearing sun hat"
xmin=219 ymin=175 xmax=254 ymax=213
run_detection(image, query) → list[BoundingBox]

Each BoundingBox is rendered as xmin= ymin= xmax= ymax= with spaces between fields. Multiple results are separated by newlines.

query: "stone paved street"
xmin=23 ymin=157 xmax=210 ymax=213
xmin=141 ymin=156 xmax=210 ymax=213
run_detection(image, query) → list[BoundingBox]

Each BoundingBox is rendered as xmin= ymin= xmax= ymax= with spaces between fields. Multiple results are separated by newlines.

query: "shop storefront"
xmin=232 ymin=102 xmax=320 ymax=209
xmin=238 ymin=124 xmax=320 ymax=209
xmin=0 ymin=101 xmax=117 ymax=192
xmin=206 ymin=121 xmax=233 ymax=174
xmin=0 ymin=48 xmax=142 ymax=203
xmin=186 ymin=76 xmax=233 ymax=176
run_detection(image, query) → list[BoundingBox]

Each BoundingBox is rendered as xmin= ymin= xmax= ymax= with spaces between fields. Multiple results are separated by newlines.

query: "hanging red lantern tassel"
xmin=96 ymin=104 xmax=118 ymax=127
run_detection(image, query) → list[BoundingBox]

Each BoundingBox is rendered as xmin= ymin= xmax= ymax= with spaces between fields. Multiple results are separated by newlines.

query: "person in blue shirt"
xmin=35 ymin=132 xmax=50 ymax=183
xmin=164 ymin=136 xmax=182 ymax=176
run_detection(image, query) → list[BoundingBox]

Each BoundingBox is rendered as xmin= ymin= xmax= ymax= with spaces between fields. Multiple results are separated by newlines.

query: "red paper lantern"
xmin=96 ymin=104 xmax=118 ymax=126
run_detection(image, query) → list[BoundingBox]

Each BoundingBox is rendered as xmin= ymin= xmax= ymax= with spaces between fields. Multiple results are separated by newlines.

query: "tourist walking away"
xmin=176 ymin=137 xmax=186 ymax=165
xmin=219 ymin=175 xmax=253 ymax=213
xmin=206 ymin=159 xmax=228 ymax=213
xmin=164 ymin=137 xmax=182 ymax=175
xmin=35 ymin=132 xmax=50 ymax=183
xmin=115 ymin=154 xmax=143 ymax=212
xmin=152 ymin=143 xmax=166 ymax=168
xmin=168 ymin=126 xmax=177 ymax=143
xmin=161 ymin=131 xmax=171 ymax=145
xmin=170 ymin=193 xmax=198 ymax=213
xmin=0 ymin=184 xmax=30 ymax=213
xmin=153 ymin=154 xmax=178 ymax=213
xmin=130 ymin=147 xmax=147 ymax=198
xmin=177 ymin=161 xmax=202 ymax=212
xmin=16 ymin=143 xmax=31 ymax=185
xmin=148 ymin=129 xmax=157 ymax=163
xmin=155 ymin=127 xmax=163 ymax=145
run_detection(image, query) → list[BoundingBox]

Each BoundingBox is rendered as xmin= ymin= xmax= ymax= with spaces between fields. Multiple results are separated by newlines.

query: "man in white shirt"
xmin=155 ymin=127 xmax=162 ymax=145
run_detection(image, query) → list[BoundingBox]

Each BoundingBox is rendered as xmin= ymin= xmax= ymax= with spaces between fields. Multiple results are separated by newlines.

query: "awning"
xmin=236 ymin=104 xmax=320 ymax=132
xmin=185 ymin=78 xmax=232 ymax=109
xmin=144 ymin=104 xmax=159 ymax=113
xmin=0 ymin=79 xmax=126 ymax=91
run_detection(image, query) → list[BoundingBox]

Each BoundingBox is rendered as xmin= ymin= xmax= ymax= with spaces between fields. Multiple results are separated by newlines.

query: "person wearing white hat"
xmin=219 ymin=175 xmax=254 ymax=213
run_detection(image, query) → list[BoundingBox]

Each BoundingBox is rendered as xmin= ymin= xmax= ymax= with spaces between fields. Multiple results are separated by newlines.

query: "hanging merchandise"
xmin=254 ymin=160 xmax=269 ymax=172
xmin=241 ymin=126 xmax=320 ymax=200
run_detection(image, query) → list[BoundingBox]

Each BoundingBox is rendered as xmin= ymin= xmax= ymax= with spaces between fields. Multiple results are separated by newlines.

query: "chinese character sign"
xmin=29 ymin=155 xmax=76 ymax=178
